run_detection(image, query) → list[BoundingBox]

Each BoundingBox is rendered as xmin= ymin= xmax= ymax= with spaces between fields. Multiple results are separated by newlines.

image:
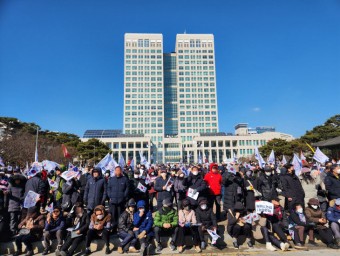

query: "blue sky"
xmin=0 ymin=0 xmax=339 ymax=138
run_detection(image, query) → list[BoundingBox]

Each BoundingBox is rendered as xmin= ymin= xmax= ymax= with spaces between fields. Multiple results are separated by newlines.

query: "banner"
xmin=61 ymin=170 xmax=78 ymax=181
xmin=255 ymin=201 xmax=274 ymax=215
xmin=24 ymin=190 xmax=40 ymax=208
xmin=313 ymin=147 xmax=329 ymax=164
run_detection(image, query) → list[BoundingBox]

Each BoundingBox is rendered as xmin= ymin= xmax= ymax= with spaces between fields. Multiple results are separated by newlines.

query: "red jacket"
xmin=204 ymin=164 xmax=222 ymax=195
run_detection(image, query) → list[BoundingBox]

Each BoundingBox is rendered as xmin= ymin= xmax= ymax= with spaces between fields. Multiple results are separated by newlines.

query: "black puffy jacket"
xmin=84 ymin=175 xmax=107 ymax=210
xmin=257 ymin=173 xmax=278 ymax=201
xmin=195 ymin=207 xmax=217 ymax=228
xmin=184 ymin=173 xmax=207 ymax=206
xmin=222 ymin=172 xmax=243 ymax=211
xmin=107 ymin=175 xmax=129 ymax=205
xmin=324 ymin=172 xmax=340 ymax=200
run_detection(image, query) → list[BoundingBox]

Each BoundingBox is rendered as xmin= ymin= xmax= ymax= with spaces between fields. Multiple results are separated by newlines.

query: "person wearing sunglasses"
xmin=42 ymin=206 xmax=65 ymax=255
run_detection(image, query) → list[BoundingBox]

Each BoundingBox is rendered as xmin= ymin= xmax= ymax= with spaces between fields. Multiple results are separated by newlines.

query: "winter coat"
xmin=118 ymin=209 xmax=134 ymax=233
xmin=67 ymin=211 xmax=90 ymax=235
xmin=8 ymin=175 xmax=26 ymax=212
xmin=195 ymin=207 xmax=217 ymax=228
xmin=61 ymin=179 xmax=80 ymax=210
xmin=154 ymin=175 xmax=172 ymax=202
xmin=154 ymin=207 xmax=178 ymax=228
xmin=326 ymin=206 xmax=340 ymax=223
xmin=18 ymin=213 xmax=45 ymax=239
xmin=204 ymin=170 xmax=222 ymax=196
xmin=52 ymin=175 xmax=65 ymax=201
xmin=300 ymin=177 xmax=318 ymax=206
xmin=84 ymin=175 xmax=107 ymax=210
xmin=305 ymin=207 xmax=327 ymax=229
xmin=107 ymin=175 xmax=129 ymax=205
xmin=227 ymin=208 xmax=247 ymax=235
xmin=184 ymin=173 xmax=207 ymax=206
xmin=281 ymin=173 xmax=305 ymax=205
xmin=173 ymin=177 xmax=187 ymax=200
xmin=129 ymin=178 xmax=149 ymax=201
xmin=45 ymin=215 xmax=66 ymax=233
xmin=257 ymin=173 xmax=278 ymax=201
xmin=89 ymin=205 xmax=111 ymax=235
xmin=133 ymin=210 xmax=153 ymax=235
xmin=289 ymin=210 xmax=308 ymax=227
xmin=24 ymin=175 xmax=45 ymax=200
xmin=324 ymin=173 xmax=340 ymax=200
xmin=178 ymin=209 xmax=197 ymax=227
xmin=243 ymin=176 xmax=257 ymax=211
xmin=222 ymin=172 xmax=243 ymax=211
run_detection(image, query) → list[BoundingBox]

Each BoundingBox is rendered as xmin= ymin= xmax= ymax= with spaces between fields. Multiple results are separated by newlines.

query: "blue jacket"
xmin=84 ymin=175 xmax=107 ymax=210
xmin=133 ymin=210 xmax=153 ymax=235
xmin=45 ymin=216 xmax=65 ymax=233
xmin=326 ymin=206 xmax=340 ymax=223
xmin=107 ymin=175 xmax=129 ymax=205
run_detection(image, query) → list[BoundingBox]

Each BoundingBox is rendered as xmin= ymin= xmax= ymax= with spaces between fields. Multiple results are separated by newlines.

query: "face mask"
xmin=201 ymin=204 xmax=207 ymax=210
xmin=77 ymin=213 xmax=83 ymax=218
xmin=184 ymin=206 xmax=190 ymax=211
xmin=134 ymin=174 xmax=139 ymax=179
xmin=277 ymin=169 xmax=281 ymax=174
xmin=151 ymin=172 xmax=155 ymax=176
xmin=105 ymin=173 xmax=109 ymax=177
xmin=96 ymin=214 xmax=104 ymax=220
xmin=296 ymin=208 xmax=303 ymax=214
xmin=246 ymin=171 xmax=252 ymax=177
xmin=193 ymin=171 xmax=198 ymax=176
xmin=337 ymin=169 xmax=340 ymax=174
xmin=265 ymin=172 xmax=271 ymax=176
xmin=311 ymin=205 xmax=318 ymax=210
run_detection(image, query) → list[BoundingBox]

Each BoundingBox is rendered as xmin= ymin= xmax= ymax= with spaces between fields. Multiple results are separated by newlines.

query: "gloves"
xmin=185 ymin=222 xmax=191 ymax=227
xmin=137 ymin=230 xmax=146 ymax=239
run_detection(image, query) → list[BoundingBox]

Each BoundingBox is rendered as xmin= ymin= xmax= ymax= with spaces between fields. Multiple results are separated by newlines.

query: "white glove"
xmin=276 ymin=188 xmax=282 ymax=193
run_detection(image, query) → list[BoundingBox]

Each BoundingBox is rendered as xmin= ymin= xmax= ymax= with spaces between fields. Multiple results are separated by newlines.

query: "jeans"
xmin=118 ymin=230 xmax=137 ymax=249
xmin=43 ymin=230 xmax=64 ymax=247
xmin=85 ymin=229 xmax=110 ymax=248
xmin=331 ymin=222 xmax=340 ymax=239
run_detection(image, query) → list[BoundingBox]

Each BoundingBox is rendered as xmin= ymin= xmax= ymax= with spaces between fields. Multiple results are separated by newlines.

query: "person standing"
xmin=204 ymin=163 xmax=222 ymax=220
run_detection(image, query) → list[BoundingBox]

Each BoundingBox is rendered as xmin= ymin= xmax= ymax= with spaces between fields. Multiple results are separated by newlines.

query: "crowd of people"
xmin=0 ymin=158 xmax=340 ymax=256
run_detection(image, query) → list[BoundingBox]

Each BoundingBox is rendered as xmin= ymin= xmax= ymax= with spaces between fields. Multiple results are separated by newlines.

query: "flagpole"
xmin=34 ymin=127 xmax=39 ymax=162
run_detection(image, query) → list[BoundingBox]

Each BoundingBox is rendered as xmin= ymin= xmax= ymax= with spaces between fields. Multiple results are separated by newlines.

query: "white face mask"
xmin=201 ymin=204 xmax=207 ymax=210
xmin=296 ymin=208 xmax=303 ymax=214
xmin=265 ymin=172 xmax=271 ymax=176
xmin=134 ymin=174 xmax=139 ymax=179
xmin=192 ymin=171 xmax=199 ymax=176
xmin=96 ymin=214 xmax=104 ymax=220
xmin=311 ymin=205 xmax=318 ymax=209
xmin=337 ymin=169 xmax=340 ymax=174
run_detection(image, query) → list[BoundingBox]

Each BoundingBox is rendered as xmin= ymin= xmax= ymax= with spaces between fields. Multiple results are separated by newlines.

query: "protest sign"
xmin=207 ymin=229 xmax=220 ymax=244
xmin=61 ymin=170 xmax=78 ymax=181
xmin=255 ymin=201 xmax=274 ymax=215
xmin=187 ymin=188 xmax=199 ymax=200
xmin=137 ymin=182 xmax=147 ymax=193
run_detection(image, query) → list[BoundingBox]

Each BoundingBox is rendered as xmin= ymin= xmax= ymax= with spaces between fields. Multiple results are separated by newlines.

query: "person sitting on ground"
xmin=227 ymin=202 xmax=254 ymax=249
xmin=42 ymin=206 xmax=66 ymax=255
xmin=85 ymin=205 xmax=111 ymax=255
xmin=326 ymin=198 xmax=340 ymax=246
xmin=58 ymin=202 xmax=90 ymax=256
xmin=195 ymin=198 xmax=218 ymax=250
xmin=153 ymin=198 xmax=178 ymax=252
xmin=117 ymin=199 xmax=139 ymax=254
xmin=289 ymin=203 xmax=314 ymax=248
xmin=305 ymin=198 xmax=338 ymax=249
xmin=14 ymin=206 xmax=45 ymax=256
xmin=133 ymin=200 xmax=154 ymax=256
xmin=176 ymin=199 xmax=201 ymax=253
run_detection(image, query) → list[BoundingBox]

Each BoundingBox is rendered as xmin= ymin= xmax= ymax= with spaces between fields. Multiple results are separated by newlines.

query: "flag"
xmin=42 ymin=160 xmax=60 ymax=173
xmin=0 ymin=156 xmax=4 ymax=167
xmin=130 ymin=158 xmax=135 ymax=170
xmin=45 ymin=202 xmax=54 ymax=213
xmin=300 ymin=151 xmax=306 ymax=161
xmin=292 ymin=153 xmax=302 ymax=176
xmin=96 ymin=153 xmax=113 ymax=173
xmin=267 ymin=150 xmax=275 ymax=164
xmin=27 ymin=163 xmax=42 ymax=178
xmin=118 ymin=153 xmax=125 ymax=169
xmin=204 ymin=154 xmax=209 ymax=163
xmin=281 ymin=155 xmax=287 ymax=165
xmin=198 ymin=151 xmax=202 ymax=164
xmin=254 ymin=147 xmax=266 ymax=168
xmin=139 ymin=151 xmax=150 ymax=169
xmin=62 ymin=144 xmax=71 ymax=158
xmin=313 ymin=147 xmax=329 ymax=164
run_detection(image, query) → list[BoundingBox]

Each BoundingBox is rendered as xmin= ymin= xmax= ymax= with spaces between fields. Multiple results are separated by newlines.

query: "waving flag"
xmin=0 ymin=156 xmax=4 ymax=167
xmin=254 ymin=147 xmax=266 ymax=168
xmin=96 ymin=153 xmax=113 ymax=173
xmin=62 ymin=144 xmax=71 ymax=158
xmin=118 ymin=153 xmax=126 ymax=169
xmin=198 ymin=151 xmax=202 ymax=164
xmin=292 ymin=153 xmax=302 ymax=176
xmin=130 ymin=158 xmax=135 ymax=170
xmin=281 ymin=155 xmax=287 ymax=165
xmin=42 ymin=160 xmax=60 ymax=173
xmin=139 ymin=151 xmax=150 ymax=169
xmin=313 ymin=147 xmax=329 ymax=164
xmin=267 ymin=150 xmax=275 ymax=165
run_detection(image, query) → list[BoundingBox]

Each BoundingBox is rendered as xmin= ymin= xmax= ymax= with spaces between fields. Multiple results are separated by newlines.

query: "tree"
xmin=301 ymin=114 xmax=340 ymax=143
xmin=77 ymin=139 xmax=110 ymax=165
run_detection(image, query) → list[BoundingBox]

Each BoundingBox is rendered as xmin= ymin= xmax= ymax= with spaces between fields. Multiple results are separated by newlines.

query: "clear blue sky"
xmin=1 ymin=0 xmax=339 ymax=138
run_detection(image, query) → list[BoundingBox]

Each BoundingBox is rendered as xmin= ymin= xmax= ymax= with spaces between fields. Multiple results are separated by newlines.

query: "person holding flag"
xmin=49 ymin=167 xmax=65 ymax=208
